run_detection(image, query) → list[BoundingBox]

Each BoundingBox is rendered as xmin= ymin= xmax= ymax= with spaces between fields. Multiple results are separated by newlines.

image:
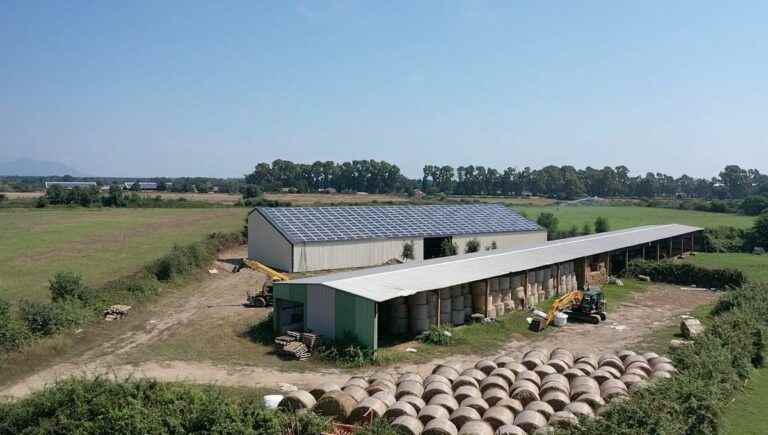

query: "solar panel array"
xmin=257 ymin=204 xmax=541 ymax=243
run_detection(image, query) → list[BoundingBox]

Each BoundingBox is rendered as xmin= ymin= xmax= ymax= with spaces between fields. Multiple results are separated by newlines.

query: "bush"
xmin=740 ymin=195 xmax=768 ymax=216
xmin=49 ymin=271 xmax=93 ymax=303
xmin=537 ymin=212 xmax=559 ymax=239
xmin=19 ymin=300 xmax=91 ymax=337
xmin=316 ymin=333 xmax=384 ymax=368
xmin=594 ymin=216 xmax=610 ymax=233
xmin=626 ymin=260 xmax=746 ymax=289
xmin=0 ymin=297 xmax=30 ymax=352
xmin=401 ymin=241 xmax=415 ymax=260
xmin=701 ymin=226 xmax=746 ymax=253
xmin=745 ymin=212 xmax=768 ymax=251
xmin=464 ymin=238 xmax=480 ymax=253
xmin=418 ymin=325 xmax=454 ymax=345
xmin=440 ymin=239 xmax=458 ymax=257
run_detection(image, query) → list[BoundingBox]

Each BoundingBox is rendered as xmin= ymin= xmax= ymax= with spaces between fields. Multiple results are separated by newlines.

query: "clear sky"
xmin=1 ymin=1 xmax=766 ymax=178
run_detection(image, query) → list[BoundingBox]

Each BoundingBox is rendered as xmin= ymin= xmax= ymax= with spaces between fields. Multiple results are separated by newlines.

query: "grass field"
xmin=685 ymin=252 xmax=768 ymax=282
xmin=722 ymin=368 xmax=768 ymax=435
xmin=513 ymin=205 xmax=755 ymax=230
xmin=0 ymin=208 xmax=247 ymax=303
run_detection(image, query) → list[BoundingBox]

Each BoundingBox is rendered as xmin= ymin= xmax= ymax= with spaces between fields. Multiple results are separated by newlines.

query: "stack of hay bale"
xmin=470 ymin=281 xmax=487 ymax=319
xmin=512 ymin=274 xmax=525 ymax=309
xmin=440 ymin=288 xmax=452 ymax=326
xmin=462 ymin=285 xmax=472 ymax=320
xmin=409 ymin=293 xmax=430 ymax=335
xmin=427 ymin=291 xmax=438 ymax=328
xmin=387 ymin=297 xmax=409 ymax=335
xmin=526 ymin=271 xmax=538 ymax=308
xmin=500 ymin=276 xmax=514 ymax=312
xmin=283 ymin=347 xmax=678 ymax=434
xmin=451 ymin=286 xmax=466 ymax=326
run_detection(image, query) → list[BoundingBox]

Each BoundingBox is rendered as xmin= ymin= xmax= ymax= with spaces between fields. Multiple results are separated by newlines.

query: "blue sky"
xmin=1 ymin=1 xmax=766 ymax=178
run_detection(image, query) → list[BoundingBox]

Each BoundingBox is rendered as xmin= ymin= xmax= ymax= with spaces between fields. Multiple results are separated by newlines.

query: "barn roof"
xmin=283 ymin=224 xmax=701 ymax=302
xmin=252 ymin=204 xmax=541 ymax=244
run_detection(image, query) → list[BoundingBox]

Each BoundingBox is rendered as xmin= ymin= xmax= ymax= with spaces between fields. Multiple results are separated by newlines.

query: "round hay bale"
xmin=370 ymin=373 xmax=396 ymax=385
xmin=461 ymin=368 xmax=487 ymax=382
xmin=625 ymin=361 xmax=653 ymax=376
xmin=545 ymin=359 xmax=570 ymax=374
xmin=314 ymin=391 xmax=358 ymax=421
xmin=454 ymin=375 xmax=480 ymax=390
xmin=648 ymin=356 xmax=673 ymax=368
xmin=494 ymin=398 xmax=523 ymax=414
xmin=533 ymin=426 xmax=556 ymax=435
xmin=550 ymin=348 xmax=575 ymax=364
xmin=521 ymin=357 xmax=544 ymax=370
xmin=349 ymin=397 xmax=388 ymax=424
xmin=278 ymin=390 xmax=317 ymax=412
xmin=344 ymin=377 xmax=369 ymax=389
xmin=525 ymin=401 xmax=554 ymax=420
xmin=480 ymin=376 xmax=509 ymax=393
xmin=476 ymin=360 xmax=498 ymax=376
xmin=490 ymin=368 xmax=516 ymax=386
xmin=625 ymin=367 xmax=650 ymax=379
xmin=590 ymin=369 xmax=614 ymax=385
xmin=573 ymin=362 xmax=595 ymax=375
xmin=549 ymin=410 xmax=578 ymax=428
xmin=454 ymin=385 xmax=481 ymax=403
xmin=483 ymin=406 xmax=514 ymax=430
xmin=541 ymin=390 xmax=570 ymax=412
xmin=424 ymin=382 xmax=453 ymax=402
xmin=424 ymin=418 xmax=458 ymax=435
xmin=429 ymin=394 xmax=460 ymax=414
xmin=651 ymin=371 xmax=673 ymax=380
xmin=600 ymin=365 xmax=622 ymax=380
xmin=617 ymin=350 xmax=637 ymax=361
xmin=342 ymin=385 xmax=369 ymax=403
xmin=458 ymin=420 xmax=494 ymax=435
xmin=620 ymin=374 xmax=644 ymax=389
xmin=653 ymin=363 xmax=677 ymax=374
xmin=541 ymin=373 xmax=568 ymax=388
xmin=372 ymin=391 xmax=397 ymax=407
xmin=562 ymin=368 xmax=586 ymax=381
xmin=434 ymin=366 xmax=461 ymax=382
xmin=574 ymin=393 xmax=605 ymax=410
xmin=494 ymin=356 xmax=517 ymax=368
xmin=513 ymin=410 xmax=547 ymax=433
xmin=399 ymin=373 xmax=424 ymax=385
xmin=392 ymin=415 xmax=424 ymax=435
xmin=534 ymin=365 xmax=557 ymax=379
xmin=482 ymin=387 xmax=509 ymax=406
xmin=310 ymin=383 xmax=341 ymax=400
xmin=450 ymin=406 xmax=482 ymax=430
xmin=425 ymin=374 xmax=452 ymax=387
xmin=600 ymin=379 xmax=627 ymax=395
xmin=504 ymin=362 xmax=527 ymax=377
xmin=397 ymin=381 xmax=425 ymax=399
xmin=642 ymin=352 xmax=660 ymax=360
xmin=622 ymin=354 xmax=648 ymax=367
xmin=574 ymin=355 xmax=597 ymax=370
xmin=516 ymin=371 xmax=541 ymax=388
xmin=384 ymin=401 xmax=418 ymax=421
xmin=461 ymin=396 xmax=490 ymax=414
xmin=509 ymin=385 xmax=539 ymax=406
xmin=598 ymin=357 xmax=624 ymax=375
xmin=569 ymin=377 xmax=599 ymax=400
xmin=401 ymin=395 xmax=427 ymax=413
xmin=419 ymin=404 xmax=451 ymax=425
xmin=629 ymin=381 xmax=649 ymax=393
xmin=495 ymin=424 xmax=527 ymax=435
xmin=367 ymin=380 xmax=396 ymax=395
xmin=565 ymin=401 xmax=595 ymax=418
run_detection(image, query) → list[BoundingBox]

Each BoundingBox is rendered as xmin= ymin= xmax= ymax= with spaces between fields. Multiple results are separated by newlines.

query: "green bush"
xmin=0 ymin=297 xmax=30 ymax=352
xmin=316 ymin=333 xmax=385 ymax=368
xmin=701 ymin=226 xmax=746 ymax=253
xmin=626 ymin=260 xmax=746 ymax=289
xmin=418 ymin=325 xmax=454 ymax=345
xmin=594 ymin=216 xmax=610 ymax=233
xmin=19 ymin=300 xmax=92 ymax=337
xmin=147 ymin=231 xmax=244 ymax=282
xmin=464 ymin=238 xmax=480 ymax=253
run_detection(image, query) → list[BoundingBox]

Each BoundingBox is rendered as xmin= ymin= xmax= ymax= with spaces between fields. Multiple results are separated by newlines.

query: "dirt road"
xmin=0 ymin=252 xmax=717 ymax=400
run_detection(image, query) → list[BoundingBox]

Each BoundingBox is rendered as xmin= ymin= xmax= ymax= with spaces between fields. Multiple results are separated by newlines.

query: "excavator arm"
xmin=241 ymin=259 xmax=289 ymax=307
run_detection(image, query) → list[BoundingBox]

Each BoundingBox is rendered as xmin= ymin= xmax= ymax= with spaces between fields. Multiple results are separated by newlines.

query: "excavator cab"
xmin=568 ymin=286 xmax=607 ymax=324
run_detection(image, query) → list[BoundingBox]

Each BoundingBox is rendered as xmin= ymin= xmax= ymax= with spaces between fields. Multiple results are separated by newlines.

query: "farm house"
xmin=247 ymin=204 xmax=546 ymax=272
xmin=273 ymin=224 xmax=700 ymax=349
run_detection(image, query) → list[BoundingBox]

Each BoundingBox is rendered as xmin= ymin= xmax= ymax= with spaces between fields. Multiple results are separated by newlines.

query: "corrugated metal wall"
xmin=248 ymin=211 xmax=293 ymax=271
xmin=453 ymin=231 xmax=546 ymax=253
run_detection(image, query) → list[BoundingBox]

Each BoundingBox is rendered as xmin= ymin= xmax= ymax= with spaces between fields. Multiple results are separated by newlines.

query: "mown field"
xmin=513 ymin=205 xmax=755 ymax=230
xmin=0 ymin=208 xmax=247 ymax=303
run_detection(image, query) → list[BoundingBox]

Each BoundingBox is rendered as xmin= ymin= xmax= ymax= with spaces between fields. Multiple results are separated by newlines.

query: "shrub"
xmin=537 ymin=212 xmax=559 ymax=239
xmin=464 ymin=238 xmax=480 ymax=253
xmin=626 ymin=260 xmax=746 ymax=289
xmin=418 ymin=325 xmax=454 ymax=345
xmin=745 ymin=212 xmax=768 ymax=251
xmin=19 ymin=300 xmax=91 ymax=337
xmin=701 ymin=226 xmax=746 ymax=253
xmin=440 ymin=239 xmax=458 ymax=257
xmin=316 ymin=333 xmax=384 ymax=368
xmin=49 ymin=271 xmax=92 ymax=303
xmin=581 ymin=222 xmax=592 ymax=235
xmin=740 ymin=195 xmax=768 ymax=216
xmin=594 ymin=216 xmax=610 ymax=233
xmin=401 ymin=241 xmax=415 ymax=260
xmin=0 ymin=297 xmax=30 ymax=352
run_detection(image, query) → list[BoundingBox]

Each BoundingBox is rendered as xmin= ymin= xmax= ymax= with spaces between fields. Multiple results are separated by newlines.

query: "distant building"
xmin=44 ymin=181 xmax=97 ymax=189
xmin=318 ymin=188 xmax=337 ymax=194
xmin=123 ymin=182 xmax=158 ymax=190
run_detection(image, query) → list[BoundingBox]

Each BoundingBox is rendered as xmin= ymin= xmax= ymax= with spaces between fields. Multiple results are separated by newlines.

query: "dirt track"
xmin=0 ymin=251 xmax=717 ymax=400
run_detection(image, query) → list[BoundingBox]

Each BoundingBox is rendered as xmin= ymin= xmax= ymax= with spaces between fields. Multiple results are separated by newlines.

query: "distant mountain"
xmin=0 ymin=158 xmax=87 ymax=176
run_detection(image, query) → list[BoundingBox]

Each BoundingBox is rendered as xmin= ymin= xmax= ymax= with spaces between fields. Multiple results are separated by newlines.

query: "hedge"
xmin=626 ymin=260 xmax=746 ymax=289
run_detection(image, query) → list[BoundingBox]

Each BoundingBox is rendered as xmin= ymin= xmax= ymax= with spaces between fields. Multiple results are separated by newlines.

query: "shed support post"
xmin=681 ymin=238 xmax=684 ymax=256
xmin=642 ymin=246 xmax=646 ymax=260
xmin=657 ymin=242 xmax=660 ymax=261
xmin=522 ymin=271 xmax=528 ymax=309
xmin=556 ymin=264 xmax=561 ymax=295
xmin=691 ymin=233 xmax=695 ymax=254
xmin=669 ymin=239 xmax=673 ymax=258
xmin=485 ymin=280 xmax=489 ymax=318
xmin=625 ymin=249 xmax=629 ymax=270
xmin=436 ymin=291 xmax=441 ymax=326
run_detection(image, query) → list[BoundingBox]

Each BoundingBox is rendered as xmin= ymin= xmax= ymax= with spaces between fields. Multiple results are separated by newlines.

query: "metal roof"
xmin=283 ymin=224 xmax=701 ymax=302
xmin=254 ymin=204 xmax=541 ymax=244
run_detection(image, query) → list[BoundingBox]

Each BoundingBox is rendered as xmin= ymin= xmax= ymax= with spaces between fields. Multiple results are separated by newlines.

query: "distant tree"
xmin=565 ymin=225 xmax=579 ymax=238
xmin=581 ymin=222 xmax=592 ymax=235
xmin=594 ymin=216 xmax=610 ymax=233
xmin=440 ymin=239 xmax=458 ymax=257
xmin=35 ymin=195 xmax=48 ymax=208
xmin=157 ymin=181 xmax=168 ymax=191
xmin=536 ymin=212 xmax=559 ymax=240
xmin=740 ymin=196 xmax=768 ymax=216
xmin=465 ymin=239 xmax=480 ymax=253
xmin=130 ymin=182 xmax=141 ymax=191
xmin=401 ymin=242 xmax=415 ymax=261
xmin=746 ymin=212 xmax=768 ymax=250
xmin=490 ymin=241 xmax=498 ymax=250
xmin=240 ymin=184 xmax=263 ymax=199
xmin=0 ymin=193 xmax=6 ymax=204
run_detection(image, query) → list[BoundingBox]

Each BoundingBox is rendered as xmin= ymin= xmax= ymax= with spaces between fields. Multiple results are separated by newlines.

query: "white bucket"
xmin=553 ymin=312 xmax=568 ymax=327
xmin=263 ymin=394 xmax=284 ymax=409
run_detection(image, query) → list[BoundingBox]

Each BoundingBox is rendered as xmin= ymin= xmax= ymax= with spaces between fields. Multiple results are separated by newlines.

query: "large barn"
xmin=247 ymin=204 xmax=546 ymax=272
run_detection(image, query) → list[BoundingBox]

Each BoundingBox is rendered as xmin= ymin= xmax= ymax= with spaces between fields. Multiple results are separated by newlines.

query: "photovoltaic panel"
xmin=256 ymin=204 xmax=541 ymax=244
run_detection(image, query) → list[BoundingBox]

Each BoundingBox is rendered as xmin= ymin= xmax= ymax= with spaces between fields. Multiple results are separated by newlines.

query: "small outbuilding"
xmin=248 ymin=204 xmax=546 ymax=272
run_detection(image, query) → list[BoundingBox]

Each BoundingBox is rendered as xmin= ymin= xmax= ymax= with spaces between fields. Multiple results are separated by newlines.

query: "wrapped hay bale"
xmin=565 ymin=401 xmax=594 ymax=418
xmin=384 ymin=401 xmax=418 ymax=421
xmin=400 ymin=395 xmax=427 ymax=413
xmin=509 ymin=384 xmax=539 ymax=406
xmin=314 ymin=391 xmax=358 ymax=421
xmin=541 ymin=390 xmax=570 ymax=412
xmin=495 ymin=425 xmax=527 ymax=435
xmin=342 ymin=385 xmax=369 ymax=402
xmin=453 ymin=375 xmax=480 ymax=390
xmin=454 ymin=385 xmax=481 ymax=403
xmin=495 ymin=398 xmax=523 ymax=414
xmin=367 ymin=380 xmax=396 ymax=396
xmin=372 ymin=391 xmax=397 ymax=407
xmin=399 ymin=373 xmax=424 ymax=385
xmin=569 ymin=377 xmax=599 ymax=400
xmin=562 ymin=368 xmax=586 ymax=382
xmin=549 ymin=348 xmax=574 ymax=364
xmin=619 ymin=374 xmax=644 ymax=389
xmin=513 ymin=410 xmax=547 ymax=433
xmin=524 ymin=401 xmax=554 ymax=420
xmin=462 ymin=368 xmax=488 ymax=382
xmin=392 ymin=415 xmax=424 ymax=435
xmin=601 ymin=365 xmax=623 ymax=379
xmin=429 ymin=394 xmax=460 ymax=414
xmin=424 ymin=382 xmax=453 ymax=402
xmin=278 ymin=390 xmax=316 ymax=412
xmin=540 ymin=374 xmax=568 ymax=393
xmin=480 ymin=376 xmax=509 ymax=393
xmin=424 ymin=418 xmax=458 ymax=435
xmin=397 ymin=381 xmax=425 ymax=399
xmin=598 ymin=354 xmax=624 ymax=373
xmin=573 ymin=362 xmax=595 ymax=376
xmin=419 ymin=404 xmax=451 ymax=425
xmin=433 ymin=365 xmax=461 ymax=383
xmin=350 ymin=397 xmax=389 ymax=424
xmin=483 ymin=406 xmax=514 ymax=430
xmin=460 ymin=396 xmax=490 ymax=414
xmin=452 ymin=309 xmax=466 ymax=326
xmin=425 ymin=374 xmax=452 ymax=387
xmin=590 ymin=369 xmax=614 ymax=385
xmin=574 ymin=354 xmax=598 ymax=371
xmin=482 ymin=387 xmax=509 ymax=406
xmin=310 ymin=383 xmax=341 ymax=400
xmin=517 ymin=371 xmax=541 ymax=387
xmin=534 ymin=365 xmax=557 ymax=379
xmin=505 ymin=362 xmax=527 ymax=377
xmin=625 ymin=361 xmax=652 ymax=376
xmin=495 ymin=302 xmax=505 ymax=317
xmin=458 ymin=420 xmax=494 ymax=435
xmin=449 ymin=407 xmax=481 ymax=430
xmin=574 ymin=393 xmax=605 ymax=410
xmin=344 ymin=377 xmax=369 ymax=389
xmin=548 ymin=410 xmax=578 ymax=428
xmin=625 ymin=367 xmax=650 ymax=379
xmin=489 ymin=368 xmax=516 ymax=386
xmin=545 ymin=359 xmax=570 ymax=374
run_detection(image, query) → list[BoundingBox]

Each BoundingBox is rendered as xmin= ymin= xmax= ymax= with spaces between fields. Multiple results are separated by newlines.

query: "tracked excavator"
xmin=238 ymin=259 xmax=289 ymax=307
xmin=529 ymin=286 xmax=607 ymax=332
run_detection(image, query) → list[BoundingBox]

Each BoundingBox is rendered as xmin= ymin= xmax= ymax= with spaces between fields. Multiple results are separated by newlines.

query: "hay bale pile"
xmin=282 ymin=346 xmax=677 ymax=433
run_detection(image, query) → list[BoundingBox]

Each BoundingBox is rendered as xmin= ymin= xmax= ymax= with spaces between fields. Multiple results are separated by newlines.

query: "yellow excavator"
xmin=239 ymin=259 xmax=289 ymax=307
xmin=529 ymin=287 xmax=607 ymax=332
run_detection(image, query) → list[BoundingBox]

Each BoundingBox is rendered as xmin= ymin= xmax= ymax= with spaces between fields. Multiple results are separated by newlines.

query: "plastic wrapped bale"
xmin=463 ymin=293 xmax=473 ymax=318
xmin=574 ymin=393 xmax=605 ymax=410
xmin=470 ymin=282 xmax=486 ymax=314
xmin=397 ymin=381 xmax=425 ymax=399
xmin=495 ymin=424 xmax=527 ymax=435
xmin=480 ymin=376 xmax=509 ymax=394
xmin=384 ymin=401 xmax=418 ymax=421
xmin=489 ymin=368 xmax=516 ymax=386
xmin=429 ymin=394 xmax=460 ymax=414
xmin=462 ymin=368 xmax=488 ymax=383
xmin=454 ymin=385 xmax=482 ymax=403
xmin=392 ymin=415 xmax=425 ymax=435
xmin=482 ymin=406 xmax=514 ymax=430
xmin=541 ymin=390 xmax=570 ymax=412
xmin=314 ymin=391 xmax=358 ymax=422
xmin=549 ymin=410 xmax=578 ymax=428
xmin=440 ymin=298 xmax=453 ymax=327
xmin=453 ymin=375 xmax=480 ymax=390
xmin=433 ymin=364 xmax=461 ymax=382
xmin=513 ymin=410 xmax=547 ymax=434
xmin=450 ymin=406 xmax=482 ymax=431
xmin=452 ymin=309 xmax=466 ymax=326
xmin=410 ymin=303 xmax=430 ymax=334
xmin=424 ymin=418 xmax=459 ymax=435
xmin=342 ymin=385 xmax=369 ymax=403
xmin=310 ymin=383 xmax=341 ymax=400
xmin=460 ymin=396 xmax=490 ymax=415
xmin=569 ymin=377 xmax=600 ymax=400
xmin=372 ymin=391 xmax=397 ymax=407
xmin=516 ymin=371 xmax=542 ymax=388
xmin=482 ymin=387 xmax=509 ymax=407
xmin=424 ymin=382 xmax=454 ymax=402
xmin=401 ymin=395 xmax=427 ymax=413
xmin=574 ymin=354 xmax=598 ymax=370
xmin=524 ymin=401 xmax=554 ymax=420
xmin=550 ymin=348 xmax=575 ymax=364
xmin=419 ymin=404 xmax=451 ymax=425
xmin=495 ymin=302 xmax=505 ymax=317
xmin=278 ymin=390 xmax=317 ymax=412
xmin=350 ymin=397 xmax=389 ymax=424
xmin=521 ymin=354 xmax=545 ymax=370
xmin=344 ymin=377 xmax=369 ymax=389
xmin=458 ymin=420 xmax=495 ymax=435
xmin=565 ymin=401 xmax=595 ymax=418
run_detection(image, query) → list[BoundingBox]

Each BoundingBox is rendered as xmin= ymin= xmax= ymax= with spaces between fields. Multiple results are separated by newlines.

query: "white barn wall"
xmin=453 ymin=231 xmax=547 ymax=253
xmin=248 ymin=211 xmax=293 ymax=271
xmin=306 ymin=284 xmax=335 ymax=338
xmin=293 ymin=238 xmax=424 ymax=272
